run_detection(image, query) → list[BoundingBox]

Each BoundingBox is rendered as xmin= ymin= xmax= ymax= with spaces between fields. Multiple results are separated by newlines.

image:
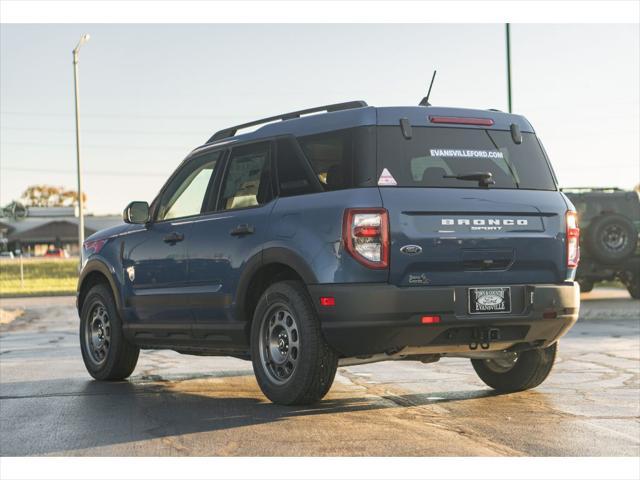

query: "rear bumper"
xmin=308 ymin=282 xmax=580 ymax=357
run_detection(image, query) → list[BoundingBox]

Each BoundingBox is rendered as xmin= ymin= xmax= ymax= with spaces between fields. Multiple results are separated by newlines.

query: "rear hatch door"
xmin=376 ymin=124 xmax=568 ymax=287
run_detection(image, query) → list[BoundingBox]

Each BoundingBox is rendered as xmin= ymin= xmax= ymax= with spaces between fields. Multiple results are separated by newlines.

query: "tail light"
xmin=566 ymin=211 xmax=580 ymax=268
xmin=342 ymin=208 xmax=389 ymax=269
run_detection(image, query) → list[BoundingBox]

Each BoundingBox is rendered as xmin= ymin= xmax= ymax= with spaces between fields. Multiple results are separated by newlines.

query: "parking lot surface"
xmin=1 ymin=289 xmax=638 ymax=456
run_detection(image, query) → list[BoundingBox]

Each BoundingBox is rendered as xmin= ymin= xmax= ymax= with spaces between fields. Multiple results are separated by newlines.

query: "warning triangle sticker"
xmin=377 ymin=168 xmax=397 ymax=186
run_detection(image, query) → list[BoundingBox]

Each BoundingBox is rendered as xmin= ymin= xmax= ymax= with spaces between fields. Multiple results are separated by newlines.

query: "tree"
xmin=20 ymin=185 xmax=87 ymax=208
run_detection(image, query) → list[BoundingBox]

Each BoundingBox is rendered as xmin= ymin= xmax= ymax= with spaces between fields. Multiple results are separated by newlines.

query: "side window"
xmin=157 ymin=151 xmax=220 ymax=221
xmin=220 ymin=142 xmax=272 ymax=210
xmin=298 ymin=129 xmax=354 ymax=191
xmin=275 ymin=137 xmax=320 ymax=197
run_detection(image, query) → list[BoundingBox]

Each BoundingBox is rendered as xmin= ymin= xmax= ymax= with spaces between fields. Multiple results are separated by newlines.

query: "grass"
xmin=0 ymin=258 xmax=78 ymax=298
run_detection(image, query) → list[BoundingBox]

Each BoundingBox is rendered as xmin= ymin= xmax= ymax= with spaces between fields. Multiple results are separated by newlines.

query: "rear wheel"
xmin=80 ymin=284 xmax=139 ymax=380
xmin=471 ymin=343 xmax=557 ymax=393
xmin=623 ymin=272 xmax=640 ymax=299
xmin=250 ymin=280 xmax=338 ymax=405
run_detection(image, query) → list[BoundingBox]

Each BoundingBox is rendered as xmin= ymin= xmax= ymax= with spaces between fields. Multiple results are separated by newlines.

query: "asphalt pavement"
xmin=0 ymin=289 xmax=638 ymax=456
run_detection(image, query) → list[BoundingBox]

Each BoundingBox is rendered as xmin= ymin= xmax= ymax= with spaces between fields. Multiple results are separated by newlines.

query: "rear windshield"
xmin=377 ymin=126 xmax=557 ymax=190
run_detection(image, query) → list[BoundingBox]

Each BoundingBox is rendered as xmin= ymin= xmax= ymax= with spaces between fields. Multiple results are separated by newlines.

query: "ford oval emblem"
xmin=477 ymin=294 xmax=503 ymax=306
xmin=400 ymin=245 xmax=422 ymax=255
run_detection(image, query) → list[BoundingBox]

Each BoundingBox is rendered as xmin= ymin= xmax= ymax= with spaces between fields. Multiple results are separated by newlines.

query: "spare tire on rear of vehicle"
xmin=585 ymin=214 xmax=638 ymax=264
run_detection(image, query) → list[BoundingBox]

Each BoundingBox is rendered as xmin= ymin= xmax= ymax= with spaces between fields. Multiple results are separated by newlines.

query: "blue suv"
xmin=77 ymin=101 xmax=580 ymax=405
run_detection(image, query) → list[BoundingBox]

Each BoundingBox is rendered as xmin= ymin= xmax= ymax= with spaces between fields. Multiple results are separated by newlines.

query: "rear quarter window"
xmin=298 ymin=129 xmax=355 ymax=191
xmin=275 ymin=137 xmax=321 ymax=197
xmin=296 ymin=126 xmax=377 ymax=192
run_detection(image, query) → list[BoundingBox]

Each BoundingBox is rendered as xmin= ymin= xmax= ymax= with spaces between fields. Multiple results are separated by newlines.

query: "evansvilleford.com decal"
xmin=430 ymin=149 xmax=504 ymax=159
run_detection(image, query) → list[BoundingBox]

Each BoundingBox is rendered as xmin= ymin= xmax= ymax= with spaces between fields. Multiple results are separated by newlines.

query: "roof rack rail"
xmin=206 ymin=100 xmax=368 ymax=143
xmin=560 ymin=187 xmax=624 ymax=192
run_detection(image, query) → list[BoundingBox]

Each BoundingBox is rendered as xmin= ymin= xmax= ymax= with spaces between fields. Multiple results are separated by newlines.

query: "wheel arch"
xmin=236 ymin=247 xmax=318 ymax=341
xmin=77 ymin=259 xmax=122 ymax=315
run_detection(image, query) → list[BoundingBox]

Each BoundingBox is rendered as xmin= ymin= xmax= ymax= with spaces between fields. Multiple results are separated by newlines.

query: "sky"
xmin=1 ymin=23 xmax=638 ymax=215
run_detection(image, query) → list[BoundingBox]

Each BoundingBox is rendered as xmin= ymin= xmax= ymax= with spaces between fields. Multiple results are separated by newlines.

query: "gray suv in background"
xmin=564 ymin=188 xmax=640 ymax=298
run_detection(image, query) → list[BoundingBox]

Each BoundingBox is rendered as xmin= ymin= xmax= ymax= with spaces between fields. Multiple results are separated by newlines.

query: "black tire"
xmin=80 ymin=284 xmax=139 ymax=380
xmin=471 ymin=343 xmax=557 ymax=393
xmin=578 ymin=278 xmax=594 ymax=293
xmin=250 ymin=280 xmax=338 ymax=405
xmin=585 ymin=214 xmax=638 ymax=263
xmin=624 ymin=273 xmax=640 ymax=299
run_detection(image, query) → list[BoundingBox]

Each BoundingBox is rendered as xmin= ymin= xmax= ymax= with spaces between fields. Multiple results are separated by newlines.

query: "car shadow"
xmin=0 ymin=373 xmax=507 ymax=456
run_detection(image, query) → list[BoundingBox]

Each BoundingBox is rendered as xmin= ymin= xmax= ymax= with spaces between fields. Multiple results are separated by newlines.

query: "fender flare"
xmin=261 ymin=247 xmax=318 ymax=284
xmin=234 ymin=247 xmax=318 ymax=322
xmin=77 ymin=258 xmax=122 ymax=312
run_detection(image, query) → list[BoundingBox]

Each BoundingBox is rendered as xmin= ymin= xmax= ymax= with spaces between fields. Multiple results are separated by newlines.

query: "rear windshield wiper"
xmin=443 ymin=172 xmax=495 ymax=188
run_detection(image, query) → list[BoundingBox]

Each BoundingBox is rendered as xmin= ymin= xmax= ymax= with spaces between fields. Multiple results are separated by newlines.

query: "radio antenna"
xmin=419 ymin=70 xmax=437 ymax=106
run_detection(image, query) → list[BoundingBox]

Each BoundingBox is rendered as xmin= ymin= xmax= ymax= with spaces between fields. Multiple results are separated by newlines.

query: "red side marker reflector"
xmin=421 ymin=315 xmax=441 ymax=324
xmin=429 ymin=116 xmax=495 ymax=126
xmin=320 ymin=297 xmax=336 ymax=307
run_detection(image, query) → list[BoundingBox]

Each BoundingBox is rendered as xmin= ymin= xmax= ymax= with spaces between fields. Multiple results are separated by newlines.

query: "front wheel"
xmin=250 ymin=280 xmax=338 ymax=405
xmin=80 ymin=284 xmax=139 ymax=380
xmin=471 ymin=343 xmax=557 ymax=393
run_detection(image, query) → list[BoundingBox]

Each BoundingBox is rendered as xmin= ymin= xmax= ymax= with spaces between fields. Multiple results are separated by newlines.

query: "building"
xmin=0 ymin=206 xmax=122 ymax=256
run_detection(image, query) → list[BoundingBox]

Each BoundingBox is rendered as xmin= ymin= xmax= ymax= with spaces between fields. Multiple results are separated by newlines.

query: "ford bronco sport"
xmin=77 ymin=101 xmax=580 ymax=405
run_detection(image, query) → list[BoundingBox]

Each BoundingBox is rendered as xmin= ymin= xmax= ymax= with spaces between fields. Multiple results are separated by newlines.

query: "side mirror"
xmin=123 ymin=201 xmax=150 ymax=224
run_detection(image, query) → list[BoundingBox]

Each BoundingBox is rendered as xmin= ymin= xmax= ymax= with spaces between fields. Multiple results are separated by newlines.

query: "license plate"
xmin=468 ymin=287 xmax=511 ymax=314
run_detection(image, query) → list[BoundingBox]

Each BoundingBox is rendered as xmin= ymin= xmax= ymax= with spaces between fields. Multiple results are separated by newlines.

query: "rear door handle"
xmin=163 ymin=232 xmax=184 ymax=244
xmin=230 ymin=224 xmax=255 ymax=236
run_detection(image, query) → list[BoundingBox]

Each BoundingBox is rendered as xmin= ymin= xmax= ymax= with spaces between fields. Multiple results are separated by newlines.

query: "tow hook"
xmin=469 ymin=327 xmax=501 ymax=350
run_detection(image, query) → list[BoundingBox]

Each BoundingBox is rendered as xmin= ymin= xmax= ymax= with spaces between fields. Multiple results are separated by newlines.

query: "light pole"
xmin=505 ymin=23 xmax=513 ymax=113
xmin=73 ymin=33 xmax=90 ymax=268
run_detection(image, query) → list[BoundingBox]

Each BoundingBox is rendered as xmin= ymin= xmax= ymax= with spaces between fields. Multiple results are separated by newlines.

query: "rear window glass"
xmin=377 ymin=126 xmax=557 ymax=191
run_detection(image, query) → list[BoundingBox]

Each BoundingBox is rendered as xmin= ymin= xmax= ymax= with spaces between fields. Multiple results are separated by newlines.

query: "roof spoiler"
xmin=206 ymin=100 xmax=368 ymax=143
